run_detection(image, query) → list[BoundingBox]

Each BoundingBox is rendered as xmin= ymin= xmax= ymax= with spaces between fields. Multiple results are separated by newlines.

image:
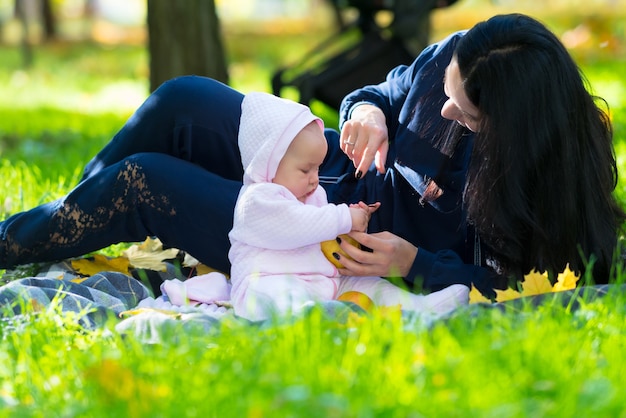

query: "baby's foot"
xmin=421 ymin=284 xmax=469 ymax=315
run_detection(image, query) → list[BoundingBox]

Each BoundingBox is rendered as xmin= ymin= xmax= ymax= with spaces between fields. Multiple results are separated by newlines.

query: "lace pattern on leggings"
xmin=3 ymin=159 xmax=177 ymax=266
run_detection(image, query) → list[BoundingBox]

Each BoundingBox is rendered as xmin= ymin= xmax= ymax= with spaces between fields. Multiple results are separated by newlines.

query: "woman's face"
xmin=441 ymin=58 xmax=481 ymax=132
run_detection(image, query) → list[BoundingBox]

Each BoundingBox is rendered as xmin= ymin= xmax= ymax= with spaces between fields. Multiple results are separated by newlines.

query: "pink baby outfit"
xmin=229 ymin=92 xmax=469 ymax=320
xmin=229 ymin=92 xmax=352 ymax=320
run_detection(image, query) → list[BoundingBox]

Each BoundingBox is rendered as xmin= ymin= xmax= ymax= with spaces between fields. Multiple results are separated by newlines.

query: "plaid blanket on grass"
xmin=0 ymin=272 xmax=151 ymax=327
xmin=0 ymin=267 xmax=363 ymax=343
xmin=1 ymin=260 xmax=624 ymax=343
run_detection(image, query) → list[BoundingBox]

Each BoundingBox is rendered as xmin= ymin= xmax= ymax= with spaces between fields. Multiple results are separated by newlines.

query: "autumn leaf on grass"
xmin=521 ymin=270 xmax=553 ymax=296
xmin=195 ymin=264 xmax=229 ymax=276
xmin=469 ymin=285 xmax=491 ymax=304
xmin=182 ymin=253 xmax=200 ymax=268
xmin=495 ymin=287 xmax=522 ymax=303
xmin=119 ymin=307 xmax=182 ymax=319
xmin=123 ymin=237 xmax=179 ymax=271
xmin=553 ymin=264 xmax=579 ymax=292
xmin=72 ymin=254 xmax=131 ymax=277
xmin=495 ymin=271 xmax=551 ymax=303
xmin=182 ymin=252 xmax=228 ymax=276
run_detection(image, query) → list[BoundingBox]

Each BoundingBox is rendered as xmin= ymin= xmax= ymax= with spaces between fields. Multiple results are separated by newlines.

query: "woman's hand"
xmin=335 ymin=231 xmax=417 ymax=278
xmin=340 ymin=105 xmax=389 ymax=177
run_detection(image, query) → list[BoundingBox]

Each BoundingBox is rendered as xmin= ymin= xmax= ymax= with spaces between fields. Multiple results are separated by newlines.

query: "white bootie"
xmin=417 ymin=284 xmax=469 ymax=315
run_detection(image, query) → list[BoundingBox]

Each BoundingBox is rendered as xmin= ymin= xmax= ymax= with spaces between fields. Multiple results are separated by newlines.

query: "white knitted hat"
xmin=238 ymin=92 xmax=323 ymax=184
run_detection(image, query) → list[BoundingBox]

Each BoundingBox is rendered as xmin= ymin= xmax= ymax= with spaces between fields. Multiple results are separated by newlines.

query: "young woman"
xmin=335 ymin=13 xmax=625 ymax=293
xmin=1 ymin=14 xmax=623 ymax=299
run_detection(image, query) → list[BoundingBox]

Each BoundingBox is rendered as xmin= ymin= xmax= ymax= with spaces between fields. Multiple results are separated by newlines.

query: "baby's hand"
xmin=348 ymin=201 xmax=381 ymax=232
xmin=349 ymin=201 xmax=381 ymax=215
xmin=349 ymin=207 xmax=369 ymax=232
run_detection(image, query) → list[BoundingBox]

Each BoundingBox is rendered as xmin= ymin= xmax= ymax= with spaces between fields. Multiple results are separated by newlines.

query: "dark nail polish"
xmin=355 ymin=171 xmax=362 ymax=179
xmin=336 ymin=237 xmax=342 ymax=244
xmin=332 ymin=252 xmax=340 ymax=260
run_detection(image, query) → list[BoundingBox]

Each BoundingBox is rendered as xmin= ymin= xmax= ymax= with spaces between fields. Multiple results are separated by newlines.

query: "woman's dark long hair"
xmin=454 ymin=14 xmax=625 ymax=281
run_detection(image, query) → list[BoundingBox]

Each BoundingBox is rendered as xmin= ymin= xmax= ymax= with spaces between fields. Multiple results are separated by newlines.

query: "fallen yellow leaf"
xmin=469 ymin=285 xmax=491 ymax=304
xmin=182 ymin=253 xmax=200 ymax=267
xmin=521 ymin=270 xmax=553 ymax=296
xmin=471 ymin=265 xmax=580 ymax=305
xmin=123 ymin=237 xmax=180 ymax=271
xmin=181 ymin=252 xmax=228 ymax=277
xmin=494 ymin=287 xmax=522 ymax=303
xmin=195 ymin=264 xmax=228 ymax=276
xmin=119 ymin=307 xmax=182 ymax=319
xmin=71 ymin=254 xmax=131 ymax=277
xmin=553 ymin=264 xmax=580 ymax=292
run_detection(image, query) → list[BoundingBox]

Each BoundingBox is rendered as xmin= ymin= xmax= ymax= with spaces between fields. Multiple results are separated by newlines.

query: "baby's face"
xmin=273 ymin=122 xmax=327 ymax=203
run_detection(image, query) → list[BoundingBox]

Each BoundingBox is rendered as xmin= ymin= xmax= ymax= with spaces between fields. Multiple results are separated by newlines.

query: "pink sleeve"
xmin=230 ymin=184 xmax=352 ymax=250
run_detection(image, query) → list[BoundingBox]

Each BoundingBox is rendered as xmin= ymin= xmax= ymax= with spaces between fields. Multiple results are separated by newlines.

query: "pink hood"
xmin=238 ymin=92 xmax=323 ymax=185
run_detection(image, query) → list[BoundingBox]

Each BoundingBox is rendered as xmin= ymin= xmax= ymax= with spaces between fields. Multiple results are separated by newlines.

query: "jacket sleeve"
xmin=407 ymin=247 xmax=501 ymax=299
xmin=339 ymin=31 xmax=467 ymax=142
xmin=231 ymin=184 xmax=352 ymax=251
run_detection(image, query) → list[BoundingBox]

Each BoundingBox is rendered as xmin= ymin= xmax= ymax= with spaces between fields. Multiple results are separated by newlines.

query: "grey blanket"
xmin=0 ymin=272 xmax=151 ymax=327
xmin=0 ymin=267 xmax=623 ymax=343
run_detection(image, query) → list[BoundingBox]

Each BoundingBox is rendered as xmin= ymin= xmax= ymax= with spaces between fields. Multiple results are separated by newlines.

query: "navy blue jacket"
xmin=329 ymin=31 xmax=500 ymax=296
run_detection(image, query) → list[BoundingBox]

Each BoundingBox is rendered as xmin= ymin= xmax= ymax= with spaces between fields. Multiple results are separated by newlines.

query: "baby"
xmin=228 ymin=92 xmax=468 ymax=320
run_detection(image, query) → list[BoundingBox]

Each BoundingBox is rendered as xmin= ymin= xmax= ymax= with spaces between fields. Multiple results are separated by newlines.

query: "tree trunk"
xmin=147 ymin=0 xmax=228 ymax=92
xmin=14 ymin=0 xmax=33 ymax=67
xmin=40 ymin=0 xmax=56 ymax=41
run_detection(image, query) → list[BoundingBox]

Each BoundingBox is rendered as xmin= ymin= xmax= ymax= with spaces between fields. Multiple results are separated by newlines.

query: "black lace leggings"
xmin=1 ymin=76 xmax=244 ymax=272
xmin=0 ymin=76 xmax=354 ymax=272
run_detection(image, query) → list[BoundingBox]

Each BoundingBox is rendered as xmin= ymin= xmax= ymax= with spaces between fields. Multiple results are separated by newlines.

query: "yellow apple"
xmin=337 ymin=291 xmax=375 ymax=312
xmin=320 ymin=234 xmax=360 ymax=268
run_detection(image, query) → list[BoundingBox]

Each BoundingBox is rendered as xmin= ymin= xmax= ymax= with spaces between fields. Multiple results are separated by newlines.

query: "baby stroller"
xmin=271 ymin=0 xmax=460 ymax=110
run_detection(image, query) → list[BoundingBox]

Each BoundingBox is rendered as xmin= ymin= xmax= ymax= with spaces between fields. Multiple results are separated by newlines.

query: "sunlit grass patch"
xmin=1 ymin=293 xmax=626 ymax=416
xmin=0 ymin=160 xmax=80 ymax=219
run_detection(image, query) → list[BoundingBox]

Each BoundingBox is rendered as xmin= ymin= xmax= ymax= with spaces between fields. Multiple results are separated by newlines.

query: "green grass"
xmin=2 ymin=290 xmax=626 ymax=416
xmin=0 ymin=7 xmax=626 ymax=416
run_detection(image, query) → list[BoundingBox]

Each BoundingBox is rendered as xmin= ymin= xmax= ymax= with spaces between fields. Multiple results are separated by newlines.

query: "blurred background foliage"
xmin=0 ymin=0 xmax=623 ymax=107
xmin=0 ymin=0 xmax=624 ymax=205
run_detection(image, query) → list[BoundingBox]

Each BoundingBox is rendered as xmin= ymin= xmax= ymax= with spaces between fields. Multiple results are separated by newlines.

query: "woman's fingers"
xmin=335 ymin=231 xmax=416 ymax=278
xmin=339 ymin=107 xmax=389 ymax=177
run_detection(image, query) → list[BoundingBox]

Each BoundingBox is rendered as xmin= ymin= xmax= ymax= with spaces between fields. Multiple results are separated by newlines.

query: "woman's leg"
xmin=82 ymin=76 xmax=245 ymax=182
xmin=1 ymin=153 xmax=240 ymax=272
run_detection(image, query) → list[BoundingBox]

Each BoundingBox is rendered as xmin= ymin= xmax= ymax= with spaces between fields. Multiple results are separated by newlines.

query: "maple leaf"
xmin=71 ymin=254 xmax=131 ymax=277
xmin=182 ymin=253 xmax=200 ymax=268
xmin=553 ymin=264 xmax=580 ymax=292
xmin=494 ymin=287 xmax=522 ymax=303
xmin=469 ymin=285 xmax=491 ymax=304
xmin=119 ymin=307 xmax=182 ymax=319
xmin=182 ymin=252 xmax=228 ymax=276
xmin=520 ymin=269 xmax=553 ymax=296
xmin=196 ymin=264 xmax=228 ymax=276
xmin=468 ymin=265 xmax=580 ymax=305
xmin=123 ymin=237 xmax=179 ymax=271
